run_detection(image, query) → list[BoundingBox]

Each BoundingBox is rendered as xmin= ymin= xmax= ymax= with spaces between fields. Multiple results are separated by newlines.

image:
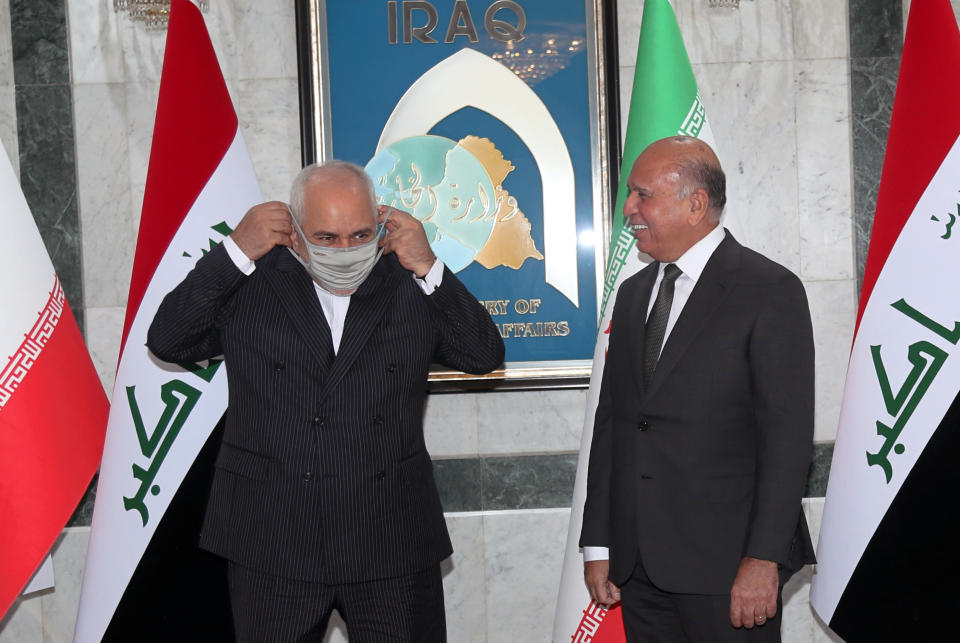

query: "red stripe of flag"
xmin=121 ymin=0 xmax=238 ymax=352
xmin=0 ymin=295 xmax=108 ymax=618
xmin=856 ymin=0 xmax=960 ymax=332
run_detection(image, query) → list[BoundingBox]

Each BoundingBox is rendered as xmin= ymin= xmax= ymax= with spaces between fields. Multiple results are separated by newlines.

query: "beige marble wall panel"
xmin=484 ymin=509 xmax=568 ymax=642
xmin=124 ymin=80 xmax=159 ymax=209
xmin=66 ymin=0 xmax=126 ymax=84
xmin=783 ymin=566 xmax=815 ymax=642
xmin=323 ymin=612 xmax=348 ymax=642
xmin=617 ymin=64 xmax=635 ymax=150
xmin=796 ymin=59 xmax=854 ymax=282
xmin=0 ymin=86 xmax=17 ymax=177
xmin=792 ymin=0 xmax=849 ymax=60
xmin=205 ymin=0 xmax=297 ymax=81
xmin=75 ymin=82 xmax=135 ymax=309
xmin=0 ymin=0 xmax=15 ymax=175
xmin=0 ymin=594 xmax=42 ymax=643
xmin=695 ymin=60 xmax=801 ymax=273
xmin=115 ymin=16 xmax=166 ymax=85
xmin=674 ymin=0 xmax=795 ymax=64
xmin=85 ymin=306 xmax=125 ymax=393
xmin=618 ymin=0 xmax=795 ymax=67
xmin=441 ymin=513 xmax=487 ymax=642
xmin=477 ymin=389 xmax=586 ymax=456
xmin=814 ymin=615 xmax=845 ymax=642
xmin=193 ymin=0 xmax=242 ymax=81
xmin=806 ymin=498 xmax=845 ymax=642
xmin=41 ymin=529 xmax=90 ymax=643
xmin=231 ymin=77 xmax=302 ymax=203
xmin=804 ymin=279 xmax=857 ymax=443
xmin=424 ymin=393 xmax=480 ymax=458
xmin=0 ymin=0 xmax=12 ymax=85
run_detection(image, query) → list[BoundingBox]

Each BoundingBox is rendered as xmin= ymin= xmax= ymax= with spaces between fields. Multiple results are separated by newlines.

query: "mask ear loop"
xmin=286 ymin=204 xmax=311 ymax=267
xmin=377 ymin=206 xmax=393 ymax=239
xmin=374 ymin=206 xmax=393 ymax=262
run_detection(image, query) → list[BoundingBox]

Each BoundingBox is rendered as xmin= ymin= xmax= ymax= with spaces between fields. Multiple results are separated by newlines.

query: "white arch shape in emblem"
xmin=376 ymin=48 xmax=579 ymax=307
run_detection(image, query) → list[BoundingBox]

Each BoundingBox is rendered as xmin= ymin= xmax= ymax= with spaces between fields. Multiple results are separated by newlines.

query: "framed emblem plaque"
xmin=295 ymin=0 xmax=621 ymax=388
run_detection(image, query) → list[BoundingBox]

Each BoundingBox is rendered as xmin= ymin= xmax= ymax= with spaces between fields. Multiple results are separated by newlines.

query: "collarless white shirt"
xmin=583 ymin=224 xmax=725 ymax=563
xmin=222 ymin=236 xmax=444 ymax=354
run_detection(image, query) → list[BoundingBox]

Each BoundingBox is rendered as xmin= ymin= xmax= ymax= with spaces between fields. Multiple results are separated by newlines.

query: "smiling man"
xmin=147 ymin=160 xmax=504 ymax=642
xmin=580 ymin=136 xmax=816 ymax=642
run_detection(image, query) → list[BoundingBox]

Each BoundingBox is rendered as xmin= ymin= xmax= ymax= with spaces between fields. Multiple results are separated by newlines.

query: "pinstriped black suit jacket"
xmin=147 ymin=243 xmax=504 ymax=584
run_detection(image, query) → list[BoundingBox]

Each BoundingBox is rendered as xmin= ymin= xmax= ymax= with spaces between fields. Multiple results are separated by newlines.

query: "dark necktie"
xmin=643 ymin=263 xmax=682 ymax=387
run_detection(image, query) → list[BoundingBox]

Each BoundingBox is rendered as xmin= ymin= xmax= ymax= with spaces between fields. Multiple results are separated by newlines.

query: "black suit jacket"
xmin=147 ymin=244 xmax=504 ymax=584
xmin=580 ymin=231 xmax=816 ymax=595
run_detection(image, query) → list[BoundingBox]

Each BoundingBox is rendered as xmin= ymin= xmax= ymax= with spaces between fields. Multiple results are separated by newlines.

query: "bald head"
xmin=289 ymin=160 xmax=377 ymax=227
xmin=644 ymin=136 xmax=726 ymax=221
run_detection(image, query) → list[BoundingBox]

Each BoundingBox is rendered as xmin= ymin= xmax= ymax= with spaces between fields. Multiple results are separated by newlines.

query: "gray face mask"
xmin=288 ymin=210 xmax=389 ymax=295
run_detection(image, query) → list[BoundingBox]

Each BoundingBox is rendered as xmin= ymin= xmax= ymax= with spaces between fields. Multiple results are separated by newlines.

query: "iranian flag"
xmin=73 ymin=0 xmax=261 ymax=640
xmin=810 ymin=0 xmax=960 ymax=639
xmin=0 ymin=138 xmax=108 ymax=621
xmin=552 ymin=0 xmax=730 ymax=639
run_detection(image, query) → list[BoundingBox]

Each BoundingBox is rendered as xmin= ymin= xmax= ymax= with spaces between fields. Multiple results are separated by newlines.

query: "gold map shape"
xmin=458 ymin=135 xmax=544 ymax=270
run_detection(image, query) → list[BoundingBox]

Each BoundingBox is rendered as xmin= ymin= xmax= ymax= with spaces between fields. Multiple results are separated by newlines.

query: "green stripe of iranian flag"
xmin=553 ymin=1 xmax=726 ymax=640
xmin=601 ymin=0 xmax=717 ymax=317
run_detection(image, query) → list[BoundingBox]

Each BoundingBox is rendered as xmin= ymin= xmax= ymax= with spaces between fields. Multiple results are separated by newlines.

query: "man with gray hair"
xmin=148 ymin=160 xmax=504 ymax=641
xmin=580 ymin=136 xmax=815 ymax=642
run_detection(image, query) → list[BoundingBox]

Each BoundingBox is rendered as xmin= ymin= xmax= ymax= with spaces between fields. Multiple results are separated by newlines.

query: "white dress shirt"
xmin=583 ymin=224 xmax=726 ymax=563
xmin=222 ymin=236 xmax=444 ymax=354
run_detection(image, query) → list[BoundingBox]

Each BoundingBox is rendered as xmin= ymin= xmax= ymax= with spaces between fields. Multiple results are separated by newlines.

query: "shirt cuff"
xmin=223 ymin=236 xmax=256 ymax=275
xmin=583 ymin=547 xmax=610 ymax=562
xmin=413 ymin=258 xmax=444 ymax=294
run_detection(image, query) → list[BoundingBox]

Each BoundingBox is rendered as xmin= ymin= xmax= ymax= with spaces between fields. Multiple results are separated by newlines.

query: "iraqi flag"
xmin=809 ymin=0 xmax=960 ymax=639
xmin=551 ymin=0 xmax=735 ymax=639
xmin=73 ymin=1 xmax=262 ymax=640
xmin=0 ymin=138 xmax=108 ymax=621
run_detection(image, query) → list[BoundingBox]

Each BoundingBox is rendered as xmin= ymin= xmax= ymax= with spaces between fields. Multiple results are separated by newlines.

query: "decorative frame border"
xmin=294 ymin=0 xmax=621 ymax=389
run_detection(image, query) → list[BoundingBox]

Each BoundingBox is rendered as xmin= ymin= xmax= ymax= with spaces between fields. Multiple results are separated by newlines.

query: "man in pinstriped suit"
xmin=147 ymin=161 xmax=504 ymax=642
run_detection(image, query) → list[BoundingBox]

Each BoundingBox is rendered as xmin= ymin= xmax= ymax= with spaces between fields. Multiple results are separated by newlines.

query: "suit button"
xmin=274 ymin=361 xmax=284 ymax=372
xmin=638 ymin=419 xmax=650 ymax=431
xmin=387 ymin=363 xmax=397 ymax=373
xmin=374 ymin=415 xmax=384 ymax=424
xmin=313 ymin=416 xmax=324 ymax=427
xmin=376 ymin=470 xmax=386 ymax=480
xmin=303 ymin=471 xmax=312 ymax=482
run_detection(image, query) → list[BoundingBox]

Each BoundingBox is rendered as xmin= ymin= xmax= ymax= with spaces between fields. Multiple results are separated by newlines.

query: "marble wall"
xmin=0 ymin=0 xmax=15 ymax=171
xmin=4 ymin=0 xmax=948 ymax=640
xmin=8 ymin=0 xmax=83 ymax=329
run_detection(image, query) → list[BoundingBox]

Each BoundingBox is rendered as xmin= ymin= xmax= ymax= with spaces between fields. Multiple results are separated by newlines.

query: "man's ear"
xmin=290 ymin=229 xmax=303 ymax=257
xmin=686 ymin=187 xmax=710 ymax=226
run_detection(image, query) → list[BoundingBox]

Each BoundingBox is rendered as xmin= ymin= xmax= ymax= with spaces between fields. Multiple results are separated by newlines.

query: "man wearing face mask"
xmin=147 ymin=160 xmax=504 ymax=642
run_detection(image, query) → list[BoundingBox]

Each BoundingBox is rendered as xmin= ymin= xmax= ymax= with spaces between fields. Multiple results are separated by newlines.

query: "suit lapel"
xmin=261 ymin=249 xmax=335 ymax=371
xmin=319 ymin=257 xmax=401 ymax=400
xmin=644 ymin=232 xmax=741 ymax=399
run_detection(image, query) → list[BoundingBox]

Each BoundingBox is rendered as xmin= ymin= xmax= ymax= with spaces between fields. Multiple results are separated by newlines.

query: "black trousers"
xmin=620 ymin=556 xmax=782 ymax=643
xmin=227 ymin=562 xmax=446 ymax=642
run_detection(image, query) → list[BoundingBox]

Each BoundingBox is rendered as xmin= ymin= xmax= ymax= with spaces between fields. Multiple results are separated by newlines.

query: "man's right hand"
xmin=584 ymin=560 xmax=621 ymax=607
xmin=230 ymin=201 xmax=294 ymax=261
